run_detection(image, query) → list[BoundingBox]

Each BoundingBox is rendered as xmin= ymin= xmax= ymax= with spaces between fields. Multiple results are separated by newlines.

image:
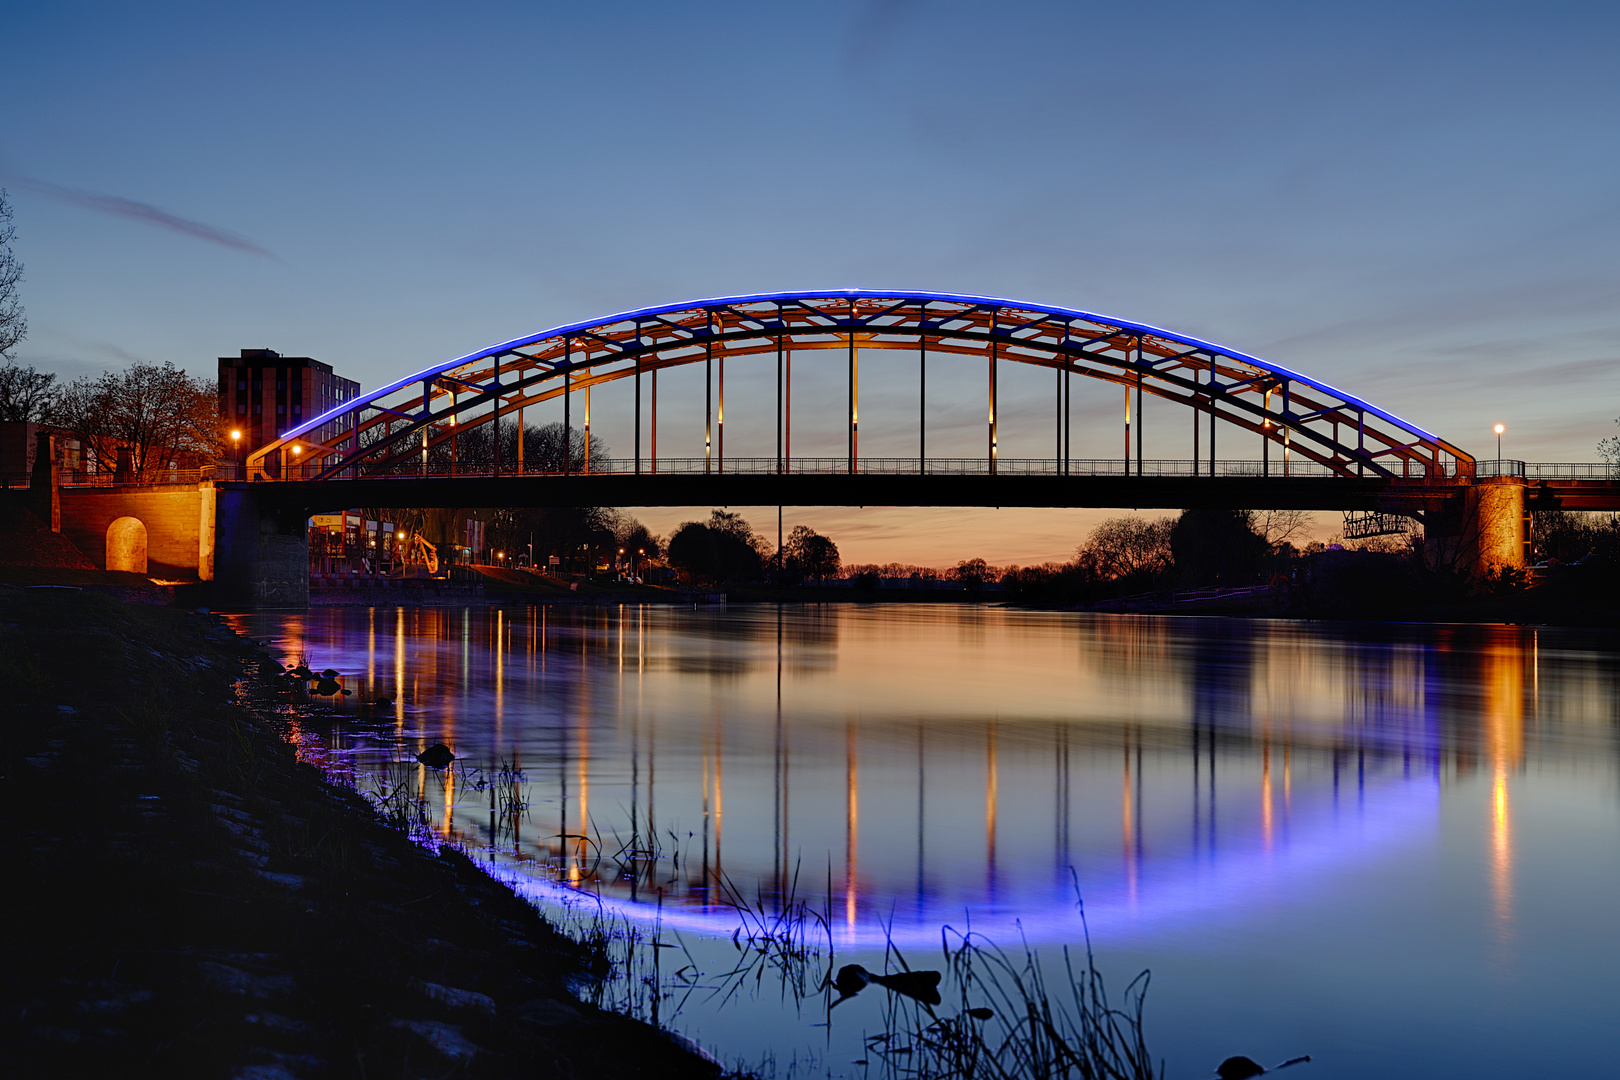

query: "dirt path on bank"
xmin=0 ymin=587 xmax=718 ymax=1080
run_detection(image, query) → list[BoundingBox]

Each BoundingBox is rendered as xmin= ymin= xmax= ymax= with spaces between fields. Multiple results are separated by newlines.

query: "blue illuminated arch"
xmin=247 ymin=289 xmax=1470 ymax=481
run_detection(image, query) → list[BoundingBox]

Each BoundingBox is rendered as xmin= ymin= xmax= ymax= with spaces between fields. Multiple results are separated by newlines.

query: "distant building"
xmin=218 ymin=349 xmax=360 ymax=457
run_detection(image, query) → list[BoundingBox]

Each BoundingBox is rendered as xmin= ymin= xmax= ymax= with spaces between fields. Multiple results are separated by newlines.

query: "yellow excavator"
xmin=400 ymin=533 xmax=439 ymax=578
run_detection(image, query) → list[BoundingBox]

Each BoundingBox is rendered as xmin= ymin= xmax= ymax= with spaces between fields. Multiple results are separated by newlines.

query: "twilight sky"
xmin=6 ymin=1 xmax=1618 ymax=566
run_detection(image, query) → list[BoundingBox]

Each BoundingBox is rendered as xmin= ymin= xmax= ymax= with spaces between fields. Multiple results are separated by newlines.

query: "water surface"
xmin=224 ymin=604 xmax=1620 ymax=1078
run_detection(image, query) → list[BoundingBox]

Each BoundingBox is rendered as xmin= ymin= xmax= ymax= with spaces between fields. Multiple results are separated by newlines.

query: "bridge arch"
xmin=106 ymin=516 xmax=148 ymax=573
xmin=247 ymin=290 xmax=1471 ymax=482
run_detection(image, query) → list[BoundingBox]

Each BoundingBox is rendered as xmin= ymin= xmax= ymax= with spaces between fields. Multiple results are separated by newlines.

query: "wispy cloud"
xmin=3 ymin=172 xmax=278 ymax=259
xmin=845 ymin=0 xmax=921 ymax=77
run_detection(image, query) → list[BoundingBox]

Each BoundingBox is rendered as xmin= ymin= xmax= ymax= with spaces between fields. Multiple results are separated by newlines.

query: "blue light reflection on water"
xmin=224 ymin=605 xmax=1620 ymax=1078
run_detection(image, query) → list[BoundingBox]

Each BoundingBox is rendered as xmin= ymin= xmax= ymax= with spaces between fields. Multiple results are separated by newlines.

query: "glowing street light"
xmin=1494 ymin=423 xmax=1505 ymax=461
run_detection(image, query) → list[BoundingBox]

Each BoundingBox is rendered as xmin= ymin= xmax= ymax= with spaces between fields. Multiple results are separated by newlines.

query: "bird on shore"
xmin=417 ymin=743 xmax=455 ymax=769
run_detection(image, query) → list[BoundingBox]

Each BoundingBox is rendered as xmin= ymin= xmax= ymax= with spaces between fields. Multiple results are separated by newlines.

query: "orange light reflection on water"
xmin=1483 ymin=638 xmax=1524 ymax=951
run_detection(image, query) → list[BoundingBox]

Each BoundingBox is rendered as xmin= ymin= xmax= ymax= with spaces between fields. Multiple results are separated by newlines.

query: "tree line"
xmin=0 ymin=358 xmax=219 ymax=480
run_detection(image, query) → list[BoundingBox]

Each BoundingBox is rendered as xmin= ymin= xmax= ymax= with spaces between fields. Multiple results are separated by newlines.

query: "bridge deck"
xmin=42 ymin=458 xmax=1620 ymax=512
xmin=260 ymin=472 xmax=1475 ymax=514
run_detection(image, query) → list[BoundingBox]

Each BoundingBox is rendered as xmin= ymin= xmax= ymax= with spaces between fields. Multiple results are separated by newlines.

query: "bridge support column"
xmin=1471 ymin=479 xmax=1528 ymax=573
xmin=1427 ymin=478 xmax=1526 ymax=579
xmin=213 ymin=485 xmax=309 ymax=609
xmin=31 ymin=430 xmax=60 ymax=532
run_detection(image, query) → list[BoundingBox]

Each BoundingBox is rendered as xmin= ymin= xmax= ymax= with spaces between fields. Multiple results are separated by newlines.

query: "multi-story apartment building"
xmin=218 ymin=348 xmax=360 ymax=458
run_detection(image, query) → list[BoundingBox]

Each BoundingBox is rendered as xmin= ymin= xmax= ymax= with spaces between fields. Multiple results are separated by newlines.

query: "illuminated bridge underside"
xmin=248 ymin=291 xmax=1471 ymax=485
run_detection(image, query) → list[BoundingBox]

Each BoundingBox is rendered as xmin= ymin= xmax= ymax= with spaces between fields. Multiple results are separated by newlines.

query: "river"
xmin=222 ymin=603 xmax=1620 ymax=1079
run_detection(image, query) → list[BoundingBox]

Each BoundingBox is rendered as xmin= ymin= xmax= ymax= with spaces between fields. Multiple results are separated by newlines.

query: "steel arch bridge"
xmin=246 ymin=289 xmax=1472 ymax=486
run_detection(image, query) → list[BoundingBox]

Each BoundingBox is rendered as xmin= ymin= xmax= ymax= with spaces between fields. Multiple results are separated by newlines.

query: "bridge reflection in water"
xmin=237 ymin=606 xmax=1600 ymax=950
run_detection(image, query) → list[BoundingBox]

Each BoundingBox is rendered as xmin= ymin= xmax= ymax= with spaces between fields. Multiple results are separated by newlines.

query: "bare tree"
xmin=952 ymin=557 xmax=992 ymax=591
xmin=1599 ymin=419 xmax=1620 ymax=466
xmin=1253 ymin=509 xmax=1315 ymax=550
xmin=1075 ymin=516 xmax=1175 ymax=584
xmin=783 ymin=525 xmax=840 ymax=582
xmin=55 ymin=362 xmax=220 ymax=478
xmin=0 ymin=360 xmax=57 ymax=422
xmin=0 ymin=189 xmax=24 ymax=360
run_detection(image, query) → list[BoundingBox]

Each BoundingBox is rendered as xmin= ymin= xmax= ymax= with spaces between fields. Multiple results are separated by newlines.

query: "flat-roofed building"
xmin=219 ymin=348 xmax=359 ymax=457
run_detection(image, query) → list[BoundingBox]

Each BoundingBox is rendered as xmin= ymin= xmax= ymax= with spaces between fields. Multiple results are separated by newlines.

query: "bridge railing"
xmin=1520 ymin=463 xmax=1620 ymax=479
xmin=56 ymin=467 xmax=240 ymax=487
xmin=254 ymin=456 xmax=1466 ymax=481
xmin=28 ymin=459 xmax=1620 ymax=486
xmin=38 ymin=456 xmax=1610 ymax=485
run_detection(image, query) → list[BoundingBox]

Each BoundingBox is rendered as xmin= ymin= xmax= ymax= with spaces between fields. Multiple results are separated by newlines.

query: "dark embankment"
xmin=0 ymin=587 xmax=717 ymax=1079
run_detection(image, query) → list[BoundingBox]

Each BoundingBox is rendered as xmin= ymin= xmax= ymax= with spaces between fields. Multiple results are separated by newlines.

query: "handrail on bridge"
xmin=24 ymin=460 xmax=1620 ymax=487
xmin=237 ymin=456 xmax=1474 ymax=482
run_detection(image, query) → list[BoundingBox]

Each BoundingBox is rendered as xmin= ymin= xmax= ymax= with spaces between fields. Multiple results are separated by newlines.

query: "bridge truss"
xmin=246 ymin=290 xmax=1472 ymax=483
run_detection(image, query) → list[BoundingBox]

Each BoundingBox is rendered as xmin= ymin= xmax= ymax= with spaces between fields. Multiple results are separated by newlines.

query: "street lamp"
xmin=1494 ymin=423 xmax=1505 ymax=461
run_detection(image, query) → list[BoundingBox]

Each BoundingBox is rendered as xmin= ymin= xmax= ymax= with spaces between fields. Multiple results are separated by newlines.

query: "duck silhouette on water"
xmin=830 ymin=964 xmax=942 ymax=1007
xmin=1213 ymin=1055 xmax=1312 ymax=1079
xmin=416 ymin=743 xmax=456 ymax=769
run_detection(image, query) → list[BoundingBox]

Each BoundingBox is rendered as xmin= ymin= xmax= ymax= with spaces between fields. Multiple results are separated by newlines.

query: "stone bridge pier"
xmin=212 ymin=484 xmax=310 ymax=609
xmin=1423 ymin=477 xmax=1529 ymax=576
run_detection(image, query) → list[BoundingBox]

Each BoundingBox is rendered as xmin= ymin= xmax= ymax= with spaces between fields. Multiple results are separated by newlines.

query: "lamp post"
xmin=1494 ymin=423 xmax=1505 ymax=462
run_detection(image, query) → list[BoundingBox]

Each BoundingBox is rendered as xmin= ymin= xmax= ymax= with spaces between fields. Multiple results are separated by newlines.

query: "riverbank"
xmin=0 ymin=586 xmax=719 ymax=1079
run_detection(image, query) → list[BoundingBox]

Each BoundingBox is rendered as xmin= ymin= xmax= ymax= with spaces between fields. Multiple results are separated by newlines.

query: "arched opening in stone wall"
xmin=106 ymin=516 xmax=149 ymax=574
